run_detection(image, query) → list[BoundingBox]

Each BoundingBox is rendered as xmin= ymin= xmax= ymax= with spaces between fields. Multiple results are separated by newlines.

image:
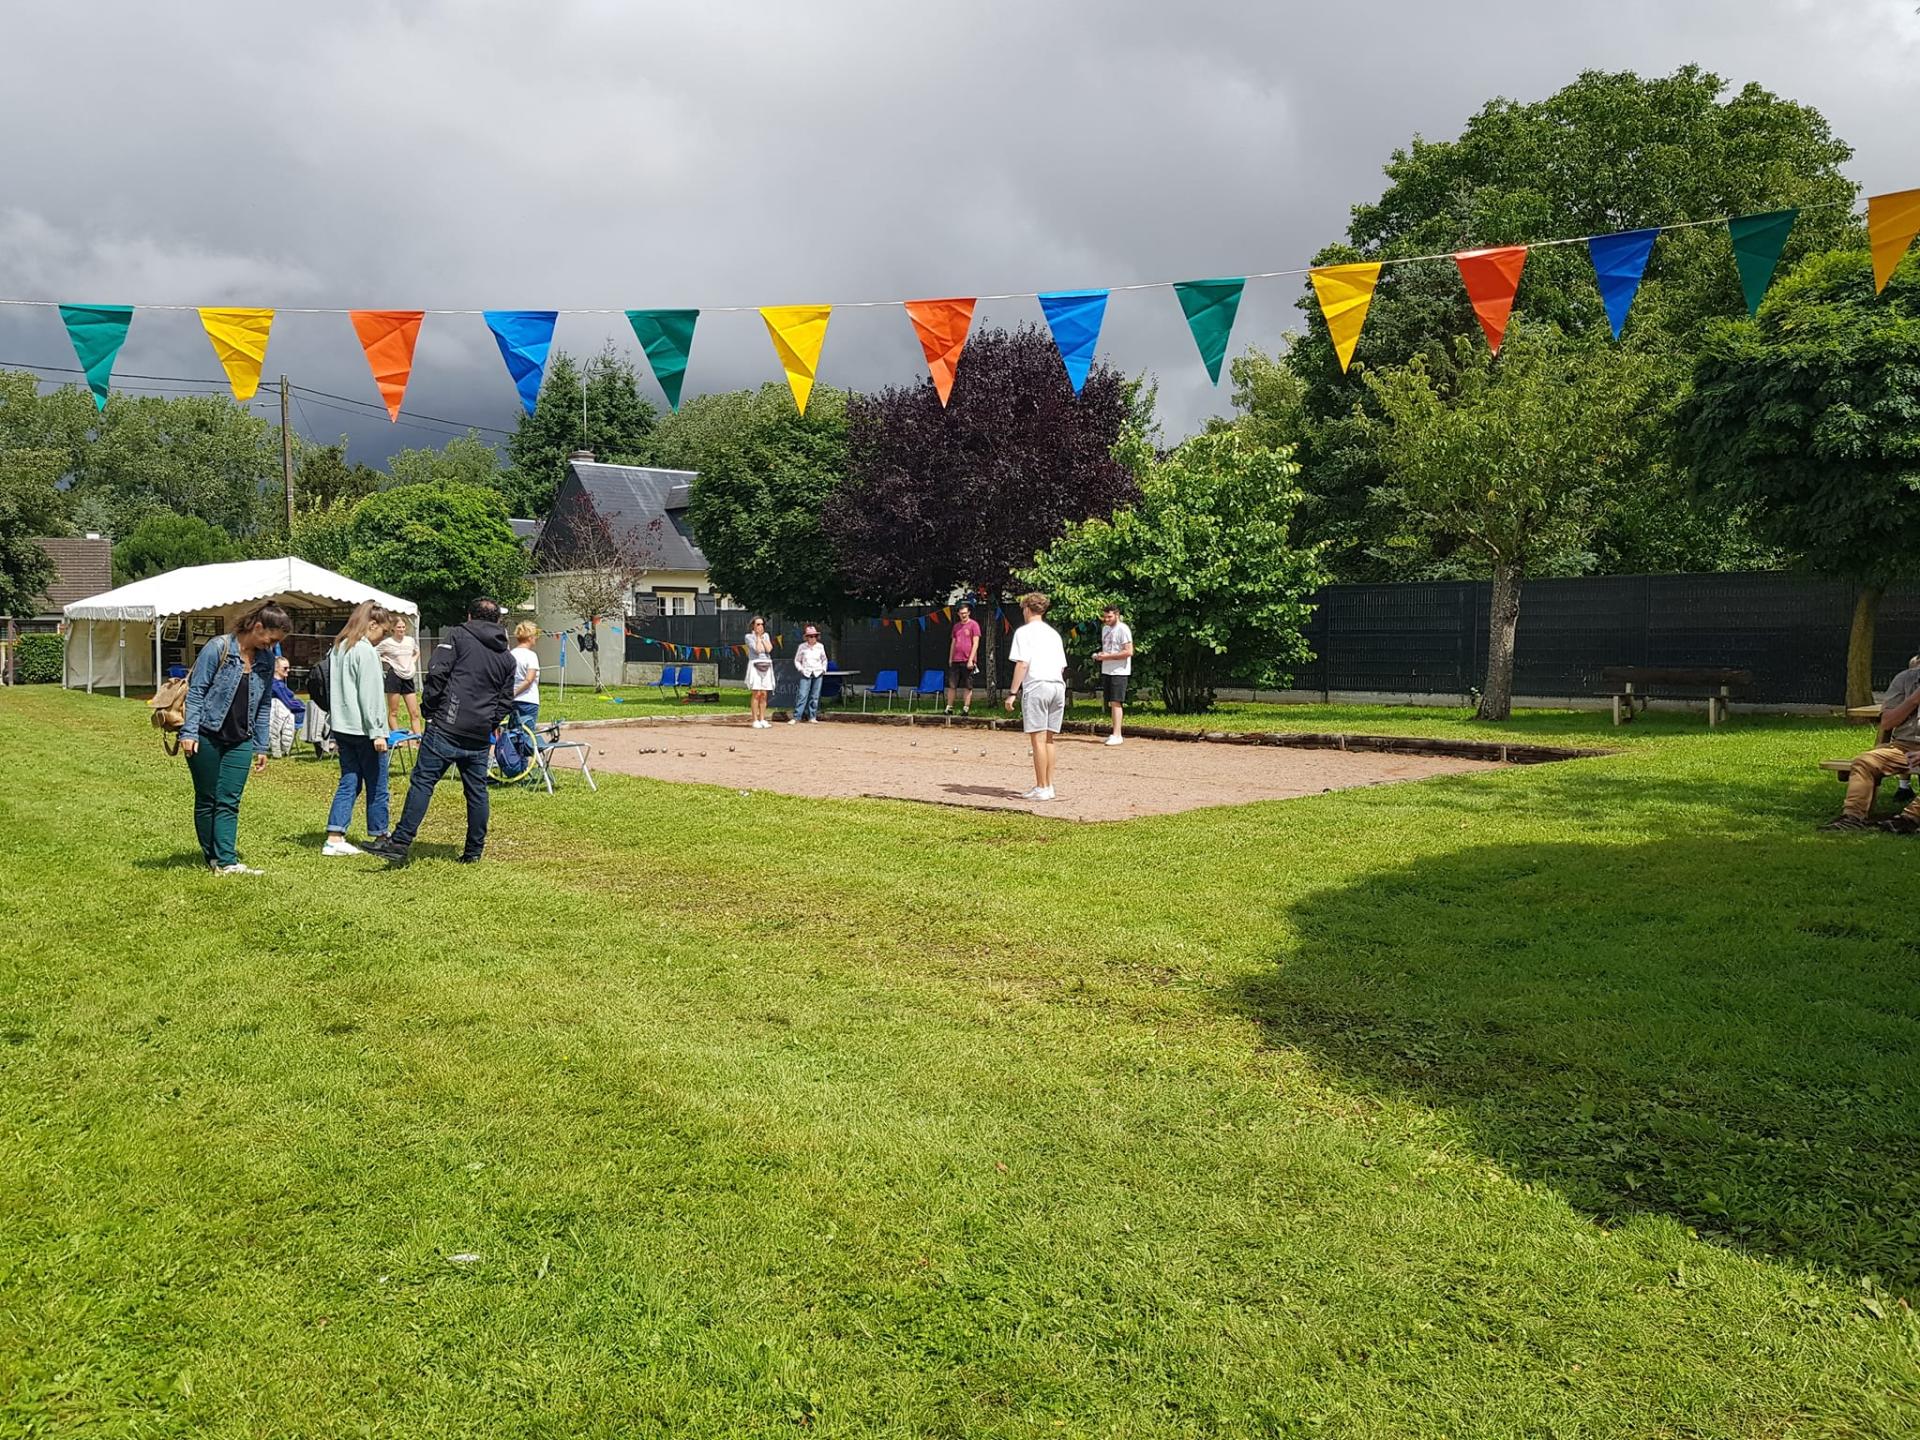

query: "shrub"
xmin=13 ymin=632 xmax=63 ymax=684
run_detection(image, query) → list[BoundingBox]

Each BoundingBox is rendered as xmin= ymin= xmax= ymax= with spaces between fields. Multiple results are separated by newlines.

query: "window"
xmin=657 ymin=591 xmax=694 ymax=617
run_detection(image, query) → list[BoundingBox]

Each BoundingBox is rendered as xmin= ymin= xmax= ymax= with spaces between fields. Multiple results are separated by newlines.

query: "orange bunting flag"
xmin=1868 ymin=189 xmax=1920 ymax=293
xmin=903 ymin=298 xmax=976 ymax=405
xmin=1454 ymin=246 xmax=1528 ymax=354
xmin=348 ymin=311 xmax=425 ymax=421
xmin=1308 ymin=263 xmax=1383 ymax=373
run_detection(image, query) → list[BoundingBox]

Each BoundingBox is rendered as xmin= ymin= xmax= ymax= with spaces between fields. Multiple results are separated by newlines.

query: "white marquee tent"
xmin=62 ymin=557 xmax=418 ymax=695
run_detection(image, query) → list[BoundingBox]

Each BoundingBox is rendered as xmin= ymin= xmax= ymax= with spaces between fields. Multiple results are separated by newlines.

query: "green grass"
xmin=1 ymin=687 xmax=1917 ymax=1437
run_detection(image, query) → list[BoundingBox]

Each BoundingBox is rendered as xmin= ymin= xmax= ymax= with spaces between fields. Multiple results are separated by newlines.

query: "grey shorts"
xmin=1021 ymin=680 xmax=1066 ymax=733
xmin=1102 ymin=674 xmax=1129 ymax=705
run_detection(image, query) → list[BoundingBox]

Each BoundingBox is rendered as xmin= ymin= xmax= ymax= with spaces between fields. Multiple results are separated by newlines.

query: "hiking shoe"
xmin=1819 ymin=815 xmax=1875 ymax=832
xmin=1104 ymin=734 xmax=1124 ymax=746
xmin=321 ymin=838 xmax=362 ymax=856
xmin=216 ymin=863 xmax=263 ymax=876
xmin=1879 ymin=814 xmax=1920 ymax=834
xmin=364 ymin=838 xmax=410 ymax=863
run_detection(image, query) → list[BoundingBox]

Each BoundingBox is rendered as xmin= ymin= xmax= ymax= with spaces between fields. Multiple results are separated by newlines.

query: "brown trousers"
xmin=1844 ymin=745 xmax=1920 ymax=818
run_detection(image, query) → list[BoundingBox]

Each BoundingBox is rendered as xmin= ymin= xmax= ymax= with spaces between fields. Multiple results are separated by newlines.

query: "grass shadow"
xmin=1230 ymin=835 xmax=1920 ymax=1294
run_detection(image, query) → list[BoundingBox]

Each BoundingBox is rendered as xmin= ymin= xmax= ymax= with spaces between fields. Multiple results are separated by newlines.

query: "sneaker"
xmin=1879 ymin=814 xmax=1920 ymax=834
xmin=944 ymin=706 xmax=954 ymax=716
xmin=1036 ymin=787 xmax=1055 ymax=801
xmin=1018 ymin=786 xmax=1045 ymax=800
xmin=215 ymin=863 xmax=263 ymax=876
xmin=364 ymin=837 xmax=410 ymax=863
xmin=321 ymin=838 xmax=362 ymax=856
xmin=808 ymin=717 xmax=819 ymax=724
xmin=788 ymin=716 xmax=798 ymax=725
xmin=1104 ymin=734 xmax=1124 ymax=746
xmin=1819 ymin=815 xmax=1875 ymax=832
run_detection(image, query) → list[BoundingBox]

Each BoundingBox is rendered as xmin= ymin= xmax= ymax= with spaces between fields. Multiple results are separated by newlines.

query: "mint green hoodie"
xmin=330 ymin=639 xmax=387 ymax=737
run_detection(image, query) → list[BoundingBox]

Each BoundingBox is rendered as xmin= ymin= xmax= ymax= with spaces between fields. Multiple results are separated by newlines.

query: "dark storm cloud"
xmin=0 ymin=0 xmax=1912 ymax=467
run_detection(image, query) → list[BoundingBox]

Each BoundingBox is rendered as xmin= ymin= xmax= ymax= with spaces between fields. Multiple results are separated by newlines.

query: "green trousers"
xmin=185 ymin=737 xmax=254 ymax=868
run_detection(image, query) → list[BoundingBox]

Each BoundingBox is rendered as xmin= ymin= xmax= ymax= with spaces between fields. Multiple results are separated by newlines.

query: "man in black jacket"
xmin=368 ymin=598 xmax=518 ymax=864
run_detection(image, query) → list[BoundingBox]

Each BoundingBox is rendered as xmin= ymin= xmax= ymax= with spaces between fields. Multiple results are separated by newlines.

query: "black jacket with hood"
xmin=422 ymin=619 xmax=518 ymax=746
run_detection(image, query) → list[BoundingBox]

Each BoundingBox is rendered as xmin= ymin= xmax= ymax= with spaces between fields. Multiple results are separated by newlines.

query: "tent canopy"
xmin=63 ymin=557 xmax=418 ymax=623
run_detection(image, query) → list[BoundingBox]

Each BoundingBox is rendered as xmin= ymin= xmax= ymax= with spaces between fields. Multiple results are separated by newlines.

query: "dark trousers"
xmin=185 ymin=735 xmax=253 ymax=867
xmin=390 ymin=727 xmax=491 ymax=859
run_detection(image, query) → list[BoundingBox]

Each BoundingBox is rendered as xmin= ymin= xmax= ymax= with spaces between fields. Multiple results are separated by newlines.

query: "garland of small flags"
xmin=30 ymin=189 xmax=1918 ymax=415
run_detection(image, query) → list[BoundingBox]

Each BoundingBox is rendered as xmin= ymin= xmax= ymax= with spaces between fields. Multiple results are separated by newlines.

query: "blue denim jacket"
xmin=181 ymin=634 xmax=274 ymax=751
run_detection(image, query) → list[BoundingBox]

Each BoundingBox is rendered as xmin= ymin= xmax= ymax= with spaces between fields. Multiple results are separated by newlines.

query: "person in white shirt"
xmin=1094 ymin=604 xmax=1134 ymax=745
xmin=509 ymin=622 xmax=542 ymax=727
xmin=791 ymin=625 xmax=827 ymax=723
xmin=1003 ymin=592 xmax=1068 ymax=802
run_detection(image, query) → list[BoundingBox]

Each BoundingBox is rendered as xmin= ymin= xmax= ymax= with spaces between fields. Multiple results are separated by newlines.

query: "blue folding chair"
xmin=652 ymin=664 xmax=680 ymax=698
xmin=863 ymin=669 xmax=900 ymax=711
xmin=675 ymin=664 xmax=694 ymax=694
xmin=909 ymin=668 xmax=944 ymax=711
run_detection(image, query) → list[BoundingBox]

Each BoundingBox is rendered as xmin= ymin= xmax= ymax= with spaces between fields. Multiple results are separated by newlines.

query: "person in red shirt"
xmin=945 ymin=603 xmax=982 ymax=715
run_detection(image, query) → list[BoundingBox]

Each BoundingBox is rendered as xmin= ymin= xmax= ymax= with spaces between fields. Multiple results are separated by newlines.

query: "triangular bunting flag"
xmin=1172 ymin=279 xmax=1244 ymax=385
xmin=1727 ymin=209 xmax=1796 ymax=316
xmin=1038 ymin=290 xmax=1108 ymax=394
xmin=902 ymin=298 xmax=976 ymax=406
xmin=1454 ymin=246 xmax=1528 ymax=354
xmin=348 ymin=310 xmax=424 ymax=421
xmin=760 ymin=305 xmax=832 ymax=414
xmin=483 ymin=310 xmax=559 ymax=415
xmin=626 ymin=309 xmax=699 ymax=412
xmin=1307 ymin=263 xmax=1383 ymax=373
xmin=58 ymin=304 xmax=133 ymax=410
xmin=198 ymin=307 xmax=274 ymax=401
xmin=1586 ymin=228 xmax=1659 ymax=339
xmin=1868 ymin=189 xmax=1920 ymax=294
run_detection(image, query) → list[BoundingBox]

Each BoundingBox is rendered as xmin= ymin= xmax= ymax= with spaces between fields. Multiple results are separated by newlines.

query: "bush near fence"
xmin=13 ymin=633 xmax=63 ymax=684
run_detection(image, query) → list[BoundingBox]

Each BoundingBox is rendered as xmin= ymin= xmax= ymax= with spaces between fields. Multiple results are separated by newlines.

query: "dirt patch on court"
xmin=577 ymin=717 xmax=1501 ymax=821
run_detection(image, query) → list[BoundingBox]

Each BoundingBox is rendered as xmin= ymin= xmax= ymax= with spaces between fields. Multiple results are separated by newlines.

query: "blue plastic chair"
xmin=863 ymin=669 xmax=900 ymax=711
xmin=909 ymin=668 xmax=945 ymax=711
xmin=675 ymin=664 xmax=694 ymax=692
xmin=652 ymin=664 xmax=679 ymax=697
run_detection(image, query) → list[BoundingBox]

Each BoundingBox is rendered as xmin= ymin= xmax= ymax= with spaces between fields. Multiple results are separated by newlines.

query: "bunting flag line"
xmin=626 ymin=308 xmax=699 ymax=412
xmin=1454 ymin=246 xmax=1528 ymax=354
xmin=1868 ymin=188 xmax=1920 ymax=294
xmin=1037 ymin=289 xmax=1108 ymax=395
xmin=1727 ymin=209 xmax=1797 ymax=316
xmin=58 ymin=304 xmax=133 ymax=410
xmin=1586 ymin=228 xmax=1659 ymax=339
xmin=483 ymin=310 xmax=559 ymax=415
xmin=903 ymin=297 xmax=976 ymax=406
xmin=1308 ymin=263 xmax=1383 ymax=373
xmin=348 ymin=310 xmax=424 ymax=421
xmin=198 ymin=307 xmax=274 ymax=401
xmin=1172 ymin=278 xmax=1245 ymax=385
xmin=761 ymin=305 xmax=832 ymax=414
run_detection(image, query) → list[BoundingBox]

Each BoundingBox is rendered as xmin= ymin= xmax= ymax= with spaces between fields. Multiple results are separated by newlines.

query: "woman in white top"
xmin=376 ymin=616 xmax=421 ymax=734
xmin=509 ymin=621 xmax=542 ymax=727
xmin=744 ymin=616 xmax=776 ymax=728
xmin=791 ymin=625 xmax=827 ymax=723
xmin=1004 ymin=592 xmax=1069 ymax=802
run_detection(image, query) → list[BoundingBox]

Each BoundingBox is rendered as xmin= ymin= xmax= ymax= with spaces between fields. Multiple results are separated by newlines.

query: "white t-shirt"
xmin=795 ymin=641 xmax=828 ymax=678
xmin=1100 ymin=621 xmax=1133 ymax=676
xmin=510 ymin=645 xmax=540 ymax=706
xmin=1009 ymin=619 xmax=1067 ymax=685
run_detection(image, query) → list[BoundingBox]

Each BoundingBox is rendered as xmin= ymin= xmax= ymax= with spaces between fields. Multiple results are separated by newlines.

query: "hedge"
xmin=13 ymin=632 xmax=63 ymax=684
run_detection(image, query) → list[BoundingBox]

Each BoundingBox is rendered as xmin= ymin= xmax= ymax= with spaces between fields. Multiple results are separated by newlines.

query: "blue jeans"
xmin=390 ymin=728 xmax=491 ymax=859
xmin=328 ymin=733 xmax=390 ymax=837
xmin=793 ymin=673 xmax=823 ymax=720
xmin=514 ymin=700 xmax=540 ymax=728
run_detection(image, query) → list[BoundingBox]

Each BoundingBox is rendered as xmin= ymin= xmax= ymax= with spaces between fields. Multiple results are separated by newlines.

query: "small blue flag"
xmin=1586 ymin=229 xmax=1659 ymax=340
xmin=483 ymin=310 xmax=559 ymax=414
xmin=1037 ymin=289 xmax=1109 ymax=395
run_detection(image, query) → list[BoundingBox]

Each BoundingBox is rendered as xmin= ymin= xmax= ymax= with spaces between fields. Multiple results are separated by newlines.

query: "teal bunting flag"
xmin=625 ymin=308 xmax=698 ymax=412
xmin=1172 ymin=279 xmax=1244 ymax=383
xmin=1037 ymin=290 xmax=1109 ymax=395
xmin=1728 ymin=210 xmax=1797 ymax=316
xmin=58 ymin=304 xmax=134 ymax=410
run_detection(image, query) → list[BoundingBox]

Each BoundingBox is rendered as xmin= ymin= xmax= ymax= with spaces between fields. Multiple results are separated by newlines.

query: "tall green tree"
xmin=287 ymin=501 xmax=358 ymax=574
xmin=1369 ymin=329 xmax=1657 ymax=720
xmin=345 ymin=483 xmax=530 ymax=629
xmin=0 ymin=462 xmax=67 ymax=620
xmin=66 ymin=391 xmax=281 ymax=541
xmin=653 ymin=383 xmax=854 ymax=625
xmin=385 ymin=430 xmax=504 ymax=491
xmin=295 ymin=438 xmax=382 ymax=508
xmin=1027 ymin=430 xmax=1326 ymax=714
xmin=502 ymin=348 xmax=658 ymax=518
xmin=1683 ymin=249 xmax=1920 ymax=706
xmin=112 ymin=514 xmax=245 ymax=584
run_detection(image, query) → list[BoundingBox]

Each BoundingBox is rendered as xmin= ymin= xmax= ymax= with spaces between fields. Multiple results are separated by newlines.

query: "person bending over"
xmin=1004 ymin=592 xmax=1068 ymax=803
xmin=1824 ymin=655 xmax=1920 ymax=832
xmin=367 ymin=598 xmax=517 ymax=864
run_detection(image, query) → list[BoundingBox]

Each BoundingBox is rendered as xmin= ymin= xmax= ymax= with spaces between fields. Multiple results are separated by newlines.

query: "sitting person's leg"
xmin=1834 ymin=745 xmax=1910 ymax=825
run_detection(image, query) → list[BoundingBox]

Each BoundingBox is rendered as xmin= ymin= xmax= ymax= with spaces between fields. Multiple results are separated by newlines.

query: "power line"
xmin=283 ymin=382 xmax=511 ymax=436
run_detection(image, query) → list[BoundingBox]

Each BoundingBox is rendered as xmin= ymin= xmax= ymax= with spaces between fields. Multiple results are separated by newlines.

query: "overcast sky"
xmin=0 ymin=0 xmax=1913 ymax=475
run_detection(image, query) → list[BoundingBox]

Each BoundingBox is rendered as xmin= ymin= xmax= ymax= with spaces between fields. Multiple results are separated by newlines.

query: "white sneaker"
xmin=1036 ymin=787 xmax=1055 ymax=801
xmin=1018 ymin=786 xmax=1045 ymax=799
xmin=788 ymin=716 xmax=797 ymax=725
xmin=1104 ymin=734 xmax=1124 ymax=746
xmin=322 ymin=838 xmax=362 ymax=856
xmin=216 ymin=863 xmax=263 ymax=876
xmin=808 ymin=717 xmax=819 ymax=723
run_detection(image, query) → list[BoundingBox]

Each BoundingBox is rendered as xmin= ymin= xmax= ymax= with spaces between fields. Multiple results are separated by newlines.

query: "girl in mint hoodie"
xmin=323 ymin=601 xmax=394 ymax=856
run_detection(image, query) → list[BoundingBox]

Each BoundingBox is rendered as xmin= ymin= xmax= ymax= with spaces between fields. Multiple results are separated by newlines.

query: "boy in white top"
xmin=791 ymin=626 xmax=828 ymax=723
xmin=1004 ymin=591 xmax=1068 ymax=802
xmin=1094 ymin=603 xmax=1133 ymax=745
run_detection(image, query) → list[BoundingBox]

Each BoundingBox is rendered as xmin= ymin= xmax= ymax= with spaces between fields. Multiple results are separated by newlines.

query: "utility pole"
xmin=279 ymin=374 xmax=295 ymax=534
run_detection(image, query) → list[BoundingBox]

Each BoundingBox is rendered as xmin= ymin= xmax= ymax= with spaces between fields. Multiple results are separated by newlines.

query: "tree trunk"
xmin=1160 ymin=643 xmax=1217 ymax=714
xmin=980 ymin=591 xmax=1002 ymax=699
xmin=1846 ymin=584 xmax=1883 ymax=709
xmin=1476 ymin=562 xmax=1522 ymax=722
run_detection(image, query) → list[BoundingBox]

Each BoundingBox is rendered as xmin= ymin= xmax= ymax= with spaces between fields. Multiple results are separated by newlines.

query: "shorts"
xmin=383 ymin=673 xmax=416 ymax=696
xmin=1102 ymin=673 xmax=1129 ymax=705
xmin=1020 ymin=680 xmax=1066 ymax=734
xmin=946 ymin=661 xmax=977 ymax=690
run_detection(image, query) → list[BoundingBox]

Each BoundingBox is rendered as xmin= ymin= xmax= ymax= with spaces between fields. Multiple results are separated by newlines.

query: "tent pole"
xmin=118 ymin=621 xmax=125 ymax=698
xmin=86 ymin=621 xmax=94 ymax=694
xmin=153 ymin=622 xmax=162 ymax=690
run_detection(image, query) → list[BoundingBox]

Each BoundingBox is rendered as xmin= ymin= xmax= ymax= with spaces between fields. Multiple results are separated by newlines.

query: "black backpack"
xmin=307 ymin=650 xmax=333 ymax=711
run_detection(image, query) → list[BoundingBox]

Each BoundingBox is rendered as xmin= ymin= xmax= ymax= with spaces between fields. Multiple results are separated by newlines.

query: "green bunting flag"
xmin=1728 ymin=209 xmax=1797 ymax=316
xmin=1172 ymin=278 xmax=1245 ymax=384
xmin=625 ymin=308 xmax=699 ymax=412
xmin=58 ymin=304 xmax=134 ymax=410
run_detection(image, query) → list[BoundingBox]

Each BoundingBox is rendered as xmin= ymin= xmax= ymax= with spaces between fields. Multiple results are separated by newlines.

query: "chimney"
xmin=569 ymin=449 xmax=595 ymax=463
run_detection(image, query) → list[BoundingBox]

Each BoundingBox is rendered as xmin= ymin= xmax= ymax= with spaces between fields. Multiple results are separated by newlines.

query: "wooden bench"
xmin=1602 ymin=666 xmax=1752 ymax=727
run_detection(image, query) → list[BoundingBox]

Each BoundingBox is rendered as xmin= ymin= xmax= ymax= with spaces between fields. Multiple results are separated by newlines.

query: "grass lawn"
xmin=1 ymin=685 xmax=1917 ymax=1437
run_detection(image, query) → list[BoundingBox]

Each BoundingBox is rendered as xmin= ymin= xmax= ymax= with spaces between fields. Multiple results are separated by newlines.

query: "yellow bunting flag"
xmin=1308 ymin=263 xmax=1383 ymax=372
xmin=760 ymin=305 xmax=832 ymax=414
xmin=198 ymin=307 xmax=275 ymax=401
xmin=1868 ymin=189 xmax=1920 ymax=293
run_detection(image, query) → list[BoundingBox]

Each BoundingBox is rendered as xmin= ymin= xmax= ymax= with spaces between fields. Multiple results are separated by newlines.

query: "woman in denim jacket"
xmin=180 ymin=602 xmax=292 ymax=875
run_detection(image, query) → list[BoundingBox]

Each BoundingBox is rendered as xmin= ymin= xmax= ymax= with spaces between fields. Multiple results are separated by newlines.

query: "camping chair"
xmin=532 ymin=721 xmax=597 ymax=794
xmin=862 ymin=669 xmax=900 ymax=711
xmin=820 ymin=672 xmax=843 ymax=706
xmin=908 ymin=668 xmax=944 ymax=711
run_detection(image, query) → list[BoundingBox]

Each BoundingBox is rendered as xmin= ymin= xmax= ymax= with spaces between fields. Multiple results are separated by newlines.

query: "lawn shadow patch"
xmin=1231 ymin=836 xmax=1920 ymax=1295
